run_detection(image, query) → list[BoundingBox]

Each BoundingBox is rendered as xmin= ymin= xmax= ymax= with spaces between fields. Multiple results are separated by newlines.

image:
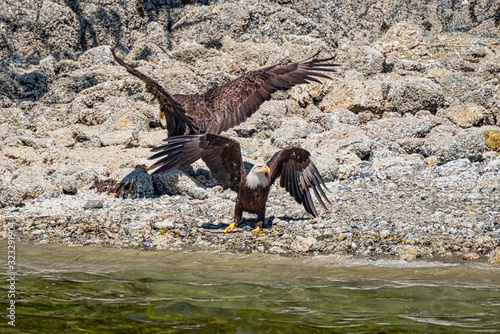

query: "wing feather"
xmin=111 ymin=50 xmax=198 ymax=136
xmin=203 ymin=58 xmax=339 ymax=134
xmin=148 ymin=134 xmax=243 ymax=192
xmin=267 ymin=147 xmax=331 ymax=217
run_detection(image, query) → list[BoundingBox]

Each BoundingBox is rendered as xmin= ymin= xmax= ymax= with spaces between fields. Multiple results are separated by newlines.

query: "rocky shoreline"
xmin=1 ymin=1 xmax=499 ymax=263
xmin=2 ymin=154 xmax=500 ymax=263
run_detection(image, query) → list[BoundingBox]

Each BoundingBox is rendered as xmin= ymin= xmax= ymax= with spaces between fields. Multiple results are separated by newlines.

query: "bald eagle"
xmin=148 ymin=134 xmax=330 ymax=232
xmin=111 ymin=50 xmax=338 ymax=137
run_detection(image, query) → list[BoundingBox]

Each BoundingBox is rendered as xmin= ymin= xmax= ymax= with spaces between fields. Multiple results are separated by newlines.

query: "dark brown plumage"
xmin=149 ymin=134 xmax=330 ymax=232
xmin=112 ymin=50 xmax=339 ymax=137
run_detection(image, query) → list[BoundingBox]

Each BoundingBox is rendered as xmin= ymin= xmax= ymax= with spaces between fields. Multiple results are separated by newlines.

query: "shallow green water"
xmin=1 ymin=243 xmax=500 ymax=333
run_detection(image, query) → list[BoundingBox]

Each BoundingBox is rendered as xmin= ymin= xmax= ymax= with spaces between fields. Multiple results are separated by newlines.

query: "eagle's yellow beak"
xmin=159 ymin=111 xmax=165 ymax=119
xmin=259 ymin=166 xmax=271 ymax=175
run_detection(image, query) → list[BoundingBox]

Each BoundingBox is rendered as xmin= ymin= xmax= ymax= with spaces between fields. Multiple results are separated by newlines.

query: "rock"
xmin=425 ymin=68 xmax=479 ymax=105
xmin=154 ymin=216 xmax=177 ymax=230
xmin=48 ymin=128 xmax=77 ymax=147
xmin=431 ymin=170 xmax=479 ymax=189
xmin=78 ymin=46 xmax=114 ymax=67
xmin=1 ymin=0 xmax=500 ymax=260
xmin=138 ymin=131 xmax=167 ymax=148
xmin=2 ymin=168 xmax=57 ymax=206
xmin=39 ymin=55 xmax=57 ymax=76
xmin=345 ymin=161 xmax=377 ymax=180
xmin=153 ymin=170 xmax=208 ymax=200
xmin=438 ymin=103 xmax=491 ymax=128
xmin=373 ymin=23 xmax=424 ymax=55
xmin=118 ymin=169 xmax=155 ymax=198
xmin=336 ymin=43 xmax=385 ymax=75
xmin=0 ymin=165 xmax=24 ymax=207
xmin=309 ymin=151 xmax=339 ymax=182
xmin=270 ymin=119 xmax=307 ymax=148
xmin=386 ymin=76 xmax=444 ymax=114
xmin=488 ymin=89 xmax=500 ymax=127
xmin=103 ymin=112 xmax=150 ymax=132
xmin=400 ymin=246 xmax=420 ymax=261
xmin=482 ymin=156 xmax=500 ymax=174
xmin=193 ymin=167 xmax=218 ymax=188
xmin=399 ymin=138 xmax=426 ymax=154
xmin=372 ymin=155 xmax=422 ymax=179
xmin=436 ymin=129 xmax=486 ymax=164
xmin=421 ymin=125 xmax=486 ymax=164
xmin=0 ymin=183 xmax=22 ymax=208
xmin=319 ymin=79 xmax=387 ymax=114
xmin=315 ymin=124 xmax=373 ymax=161
xmin=84 ymin=200 xmax=104 ymax=209
xmin=365 ymin=113 xmax=433 ymax=141
xmin=463 ymin=253 xmax=480 ymax=261
xmin=51 ymin=166 xmax=106 ymax=195
xmin=434 ymin=159 xmax=473 ymax=177
xmin=292 ymin=236 xmax=317 ymax=252
xmin=71 ymin=96 xmax=112 ymax=126
xmin=98 ymin=130 xmax=134 ymax=147
xmin=488 ymin=247 xmax=500 ymax=264
xmin=463 ymin=83 xmax=497 ymax=108
xmin=424 ymin=156 xmax=438 ymax=165
xmin=171 ymin=40 xmax=222 ymax=65
xmin=307 ymin=108 xmax=360 ymax=128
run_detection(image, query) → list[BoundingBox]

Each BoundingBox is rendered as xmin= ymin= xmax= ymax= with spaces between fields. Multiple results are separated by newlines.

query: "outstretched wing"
xmin=149 ymin=134 xmax=243 ymax=192
xmin=203 ymin=58 xmax=340 ymax=134
xmin=267 ymin=147 xmax=330 ymax=217
xmin=111 ymin=49 xmax=198 ymax=136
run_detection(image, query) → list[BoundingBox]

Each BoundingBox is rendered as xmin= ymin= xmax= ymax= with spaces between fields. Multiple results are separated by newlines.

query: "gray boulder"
xmin=365 ymin=113 xmax=433 ymax=141
xmin=386 ymin=76 xmax=444 ymax=114
xmin=422 ymin=128 xmax=486 ymax=164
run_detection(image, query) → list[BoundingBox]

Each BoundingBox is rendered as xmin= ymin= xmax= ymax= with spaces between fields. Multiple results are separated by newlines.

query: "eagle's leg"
xmin=224 ymin=203 xmax=242 ymax=233
xmin=252 ymin=209 xmax=265 ymax=233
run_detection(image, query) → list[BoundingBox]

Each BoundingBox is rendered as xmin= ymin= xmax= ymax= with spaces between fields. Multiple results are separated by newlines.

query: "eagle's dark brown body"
xmin=235 ymin=181 xmax=270 ymax=226
xmin=149 ymin=134 xmax=330 ymax=230
xmin=112 ymin=50 xmax=338 ymax=137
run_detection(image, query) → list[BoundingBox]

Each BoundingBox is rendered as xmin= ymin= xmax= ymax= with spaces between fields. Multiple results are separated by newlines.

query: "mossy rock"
xmin=483 ymin=130 xmax=500 ymax=152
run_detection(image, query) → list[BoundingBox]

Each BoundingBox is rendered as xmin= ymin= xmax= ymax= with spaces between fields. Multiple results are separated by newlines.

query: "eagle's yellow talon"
xmin=252 ymin=226 xmax=261 ymax=233
xmin=224 ymin=222 xmax=236 ymax=233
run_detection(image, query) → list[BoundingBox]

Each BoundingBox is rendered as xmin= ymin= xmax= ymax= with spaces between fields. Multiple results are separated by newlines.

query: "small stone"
xmin=488 ymin=248 xmax=500 ymax=264
xmin=98 ymin=131 xmax=134 ymax=147
xmin=84 ymin=200 xmax=104 ymax=209
xmin=154 ymin=216 xmax=176 ymax=230
xmin=462 ymin=253 xmax=480 ymax=261
xmin=424 ymin=156 xmax=437 ymax=165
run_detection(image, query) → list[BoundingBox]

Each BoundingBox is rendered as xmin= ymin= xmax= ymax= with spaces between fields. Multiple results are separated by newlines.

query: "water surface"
xmin=1 ymin=242 xmax=499 ymax=333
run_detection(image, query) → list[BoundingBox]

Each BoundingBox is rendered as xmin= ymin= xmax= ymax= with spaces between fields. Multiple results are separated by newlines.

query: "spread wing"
xmin=148 ymin=134 xmax=243 ymax=192
xmin=203 ymin=58 xmax=340 ymax=134
xmin=267 ymin=147 xmax=330 ymax=217
xmin=111 ymin=49 xmax=198 ymax=136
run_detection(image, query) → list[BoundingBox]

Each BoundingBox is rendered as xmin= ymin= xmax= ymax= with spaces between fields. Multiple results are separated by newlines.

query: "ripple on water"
xmin=1 ymin=241 xmax=500 ymax=333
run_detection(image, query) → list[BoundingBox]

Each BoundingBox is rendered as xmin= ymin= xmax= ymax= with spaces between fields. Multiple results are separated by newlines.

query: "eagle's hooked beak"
xmin=259 ymin=166 xmax=271 ymax=177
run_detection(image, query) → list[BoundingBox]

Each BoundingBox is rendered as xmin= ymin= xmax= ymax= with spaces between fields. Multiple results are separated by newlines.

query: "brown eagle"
xmin=148 ymin=134 xmax=330 ymax=232
xmin=111 ymin=50 xmax=338 ymax=136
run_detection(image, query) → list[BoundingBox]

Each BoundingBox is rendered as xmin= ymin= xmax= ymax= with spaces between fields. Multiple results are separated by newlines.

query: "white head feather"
xmin=246 ymin=162 xmax=270 ymax=189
